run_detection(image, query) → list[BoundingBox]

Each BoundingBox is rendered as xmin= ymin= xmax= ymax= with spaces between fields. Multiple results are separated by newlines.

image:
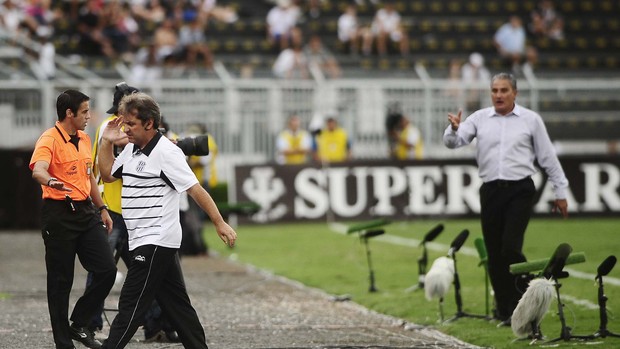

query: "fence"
xmin=1 ymin=77 xmax=619 ymax=182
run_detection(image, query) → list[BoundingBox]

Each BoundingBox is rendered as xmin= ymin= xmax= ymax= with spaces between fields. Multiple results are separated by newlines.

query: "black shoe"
xmin=496 ymin=319 xmax=511 ymax=328
xmin=70 ymin=324 xmax=102 ymax=349
xmin=165 ymin=331 xmax=180 ymax=342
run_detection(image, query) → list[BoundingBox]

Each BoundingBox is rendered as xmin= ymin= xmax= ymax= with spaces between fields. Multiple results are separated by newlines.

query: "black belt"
xmin=485 ymin=177 xmax=530 ymax=188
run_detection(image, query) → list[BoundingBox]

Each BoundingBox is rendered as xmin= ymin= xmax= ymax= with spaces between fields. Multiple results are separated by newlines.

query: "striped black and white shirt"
xmin=112 ymin=132 xmax=198 ymax=251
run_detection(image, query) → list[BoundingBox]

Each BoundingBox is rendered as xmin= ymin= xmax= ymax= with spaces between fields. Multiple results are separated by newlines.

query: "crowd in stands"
xmin=0 ymin=0 xmax=571 ymax=80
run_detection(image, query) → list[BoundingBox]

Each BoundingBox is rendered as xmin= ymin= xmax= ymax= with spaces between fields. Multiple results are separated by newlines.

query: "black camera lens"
xmin=176 ymin=135 xmax=209 ymax=156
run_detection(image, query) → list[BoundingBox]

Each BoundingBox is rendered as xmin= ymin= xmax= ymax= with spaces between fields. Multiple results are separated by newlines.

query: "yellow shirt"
xmin=277 ymin=129 xmax=311 ymax=164
xmin=189 ymin=133 xmax=218 ymax=188
xmin=316 ymin=127 xmax=349 ymax=162
xmin=395 ymin=124 xmax=423 ymax=160
xmin=92 ymin=116 xmax=123 ymax=213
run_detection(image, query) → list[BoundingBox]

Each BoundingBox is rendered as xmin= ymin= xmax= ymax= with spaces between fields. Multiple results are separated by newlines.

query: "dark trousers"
xmin=102 ymin=245 xmax=208 ymax=349
xmin=479 ymin=177 xmax=535 ymax=320
xmin=41 ymin=199 xmax=117 ymax=349
xmin=86 ymin=210 xmax=130 ymax=331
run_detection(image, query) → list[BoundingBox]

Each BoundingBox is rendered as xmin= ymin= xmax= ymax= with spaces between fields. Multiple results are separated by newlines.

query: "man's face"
xmin=491 ymin=78 xmax=517 ymax=116
xmin=70 ymin=101 xmax=91 ymax=131
xmin=122 ymin=111 xmax=152 ymax=148
xmin=289 ymin=117 xmax=300 ymax=132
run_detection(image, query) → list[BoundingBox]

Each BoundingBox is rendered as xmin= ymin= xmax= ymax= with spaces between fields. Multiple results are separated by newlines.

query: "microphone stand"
xmin=545 ymin=270 xmax=594 ymax=343
xmin=592 ymin=273 xmax=620 ymax=338
xmin=357 ymin=230 xmax=384 ymax=293
xmin=363 ymin=235 xmax=378 ymax=292
xmin=445 ymin=250 xmax=489 ymax=322
xmin=405 ymin=241 xmax=428 ymax=293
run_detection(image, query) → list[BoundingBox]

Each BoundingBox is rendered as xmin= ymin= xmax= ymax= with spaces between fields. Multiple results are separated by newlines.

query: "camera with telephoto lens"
xmin=175 ymin=135 xmax=210 ymax=156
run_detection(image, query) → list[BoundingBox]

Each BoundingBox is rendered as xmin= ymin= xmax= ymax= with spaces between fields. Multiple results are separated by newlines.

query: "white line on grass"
xmin=330 ymin=224 xmax=618 ymax=309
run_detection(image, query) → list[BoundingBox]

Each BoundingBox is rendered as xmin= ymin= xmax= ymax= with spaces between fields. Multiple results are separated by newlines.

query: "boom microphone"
xmin=597 ymin=255 xmax=617 ymax=278
xmin=447 ymin=229 xmax=469 ymax=257
xmin=361 ymin=229 xmax=385 ymax=240
xmin=542 ymin=243 xmax=572 ymax=279
xmin=474 ymin=237 xmax=487 ymax=265
xmin=419 ymin=224 xmax=444 ymax=246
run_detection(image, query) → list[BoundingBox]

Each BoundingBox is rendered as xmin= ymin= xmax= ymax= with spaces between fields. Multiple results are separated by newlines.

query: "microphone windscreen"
xmin=422 ymin=224 xmax=444 ymax=244
xmin=450 ymin=229 xmax=469 ymax=252
xmin=542 ymin=243 xmax=572 ymax=278
xmin=597 ymin=255 xmax=617 ymax=277
xmin=361 ymin=229 xmax=384 ymax=239
xmin=474 ymin=237 xmax=487 ymax=261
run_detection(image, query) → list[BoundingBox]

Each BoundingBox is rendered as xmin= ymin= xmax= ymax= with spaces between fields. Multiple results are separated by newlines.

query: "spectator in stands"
xmin=266 ymin=0 xmax=301 ymax=51
xmin=461 ymin=52 xmax=491 ymax=110
xmin=102 ymin=2 xmax=140 ymax=62
xmin=313 ymin=116 xmax=351 ymax=163
xmin=153 ymin=17 xmax=180 ymax=65
xmin=272 ymin=43 xmax=308 ymax=79
xmin=365 ymin=1 xmax=409 ymax=56
xmin=445 ymin=58 xmax=464 ymax=99
xmin=0 ymin=0 xmax=25 ymax=36
xmin=200 ymin=0 xmax=238 ymax=24
xmin=337 ymin=3 xmax=364 ymax=55
xmin=393 ymin=115 xmax=423 ymax=160
xmin=304 ymin=34 xmax=341 ymax=79
xmin=493 ymin=15 xmax=526 ymax=72
xmin=23 ymin=0 xmax=57 ymax=39
xmin=77 ymin=0 xmax=115 ymax=57
xmin=131 ymin=0 xmax=167 ymax=25
xmin=529 ymin=0 xmax=564 ymax=41
xmin=178 ymin=14 xmax=214 ymax=70
xmin=276 ymin=114 xmax=313 ymax=164
xmin=521 ymin=45 xmax=539 ymax=76
xmin=129 ymin=41 xmax=163 ymax=84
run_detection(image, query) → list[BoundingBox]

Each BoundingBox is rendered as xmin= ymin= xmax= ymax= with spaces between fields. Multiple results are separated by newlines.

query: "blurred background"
xmin=1 ymin=0 xmax=619 ymax=228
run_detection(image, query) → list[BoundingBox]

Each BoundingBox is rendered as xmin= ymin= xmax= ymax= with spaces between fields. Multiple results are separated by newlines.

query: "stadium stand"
xmin=22 ymin=0 xmax=614 ymax=80
xmin=0 ymin=0 xmax=618 ymax=149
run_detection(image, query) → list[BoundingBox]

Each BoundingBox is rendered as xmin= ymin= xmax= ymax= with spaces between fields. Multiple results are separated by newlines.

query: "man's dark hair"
xmin=118 ymin=92 xmax=161 ymax=129
xmin=56 ymin=89 xmax=90 ymax=121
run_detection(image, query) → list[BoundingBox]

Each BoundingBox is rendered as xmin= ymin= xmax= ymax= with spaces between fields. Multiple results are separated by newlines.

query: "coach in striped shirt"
xmin=97 ymin=92 xmax=237 ymax=349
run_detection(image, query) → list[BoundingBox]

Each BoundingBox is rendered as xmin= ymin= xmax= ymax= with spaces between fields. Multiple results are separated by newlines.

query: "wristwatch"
xmin=98 ymin=205 xmax=109 ymax=212
xmin=47 ymin=177 xmax=58 ymax=186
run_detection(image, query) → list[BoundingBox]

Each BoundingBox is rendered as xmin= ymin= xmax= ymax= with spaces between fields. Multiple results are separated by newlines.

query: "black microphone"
xmin=419 ymin=224 xmax=444 ymax=246
xmin=596 ymin=255 xmax=617 ymax=278
xmin=447 ymin=229 xmax=469 ymax=256
xmin=542 ymin=243 xmax=572 ymax=279
xmin=361 ymin=229 xmax=384 ymax=240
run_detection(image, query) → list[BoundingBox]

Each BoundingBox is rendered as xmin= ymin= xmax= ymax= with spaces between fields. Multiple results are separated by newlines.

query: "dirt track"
xmin=0 ymin=231 xmax=479 ymax=349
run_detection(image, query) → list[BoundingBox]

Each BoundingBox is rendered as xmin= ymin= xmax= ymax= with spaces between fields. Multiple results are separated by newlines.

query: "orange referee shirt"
xmin=30 ymin=121 xmax=94 ymax=201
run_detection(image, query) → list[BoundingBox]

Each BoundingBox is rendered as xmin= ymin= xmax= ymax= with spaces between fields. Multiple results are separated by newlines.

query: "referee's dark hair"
xmin=56 ymin=89 xmax=90 ymax=121
xmin=491 ymin=72 xmax=517 ymax=90
xmin=118 ymin=92 xmax=161 ymax=129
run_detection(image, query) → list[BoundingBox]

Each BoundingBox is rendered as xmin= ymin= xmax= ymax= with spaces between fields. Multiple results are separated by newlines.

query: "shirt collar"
xmin=490 ymin=103 xmax=521 ymax=117
xmin=132 ymin=131 xmax=162 ymax=157
xmin=54 ymin=121 xmax=79 ymax=143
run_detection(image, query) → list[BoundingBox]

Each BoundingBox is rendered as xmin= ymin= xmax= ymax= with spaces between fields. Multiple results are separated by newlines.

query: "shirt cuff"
xmin=554 ymin=186 xmax=568 ymax=200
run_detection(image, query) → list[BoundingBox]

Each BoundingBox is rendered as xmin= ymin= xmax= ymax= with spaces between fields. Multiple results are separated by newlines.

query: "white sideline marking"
xmin=328 ymin=222 xmax=620 ymax=286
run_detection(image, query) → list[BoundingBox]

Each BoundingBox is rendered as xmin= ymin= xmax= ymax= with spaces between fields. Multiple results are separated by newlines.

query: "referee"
xmin=97 ymin=92 xmax=237 ymax=349
xmin=30 ymin=89 xmax=117 ymax=349
xmin=443 ymin=73 xmax=569 ymax=326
